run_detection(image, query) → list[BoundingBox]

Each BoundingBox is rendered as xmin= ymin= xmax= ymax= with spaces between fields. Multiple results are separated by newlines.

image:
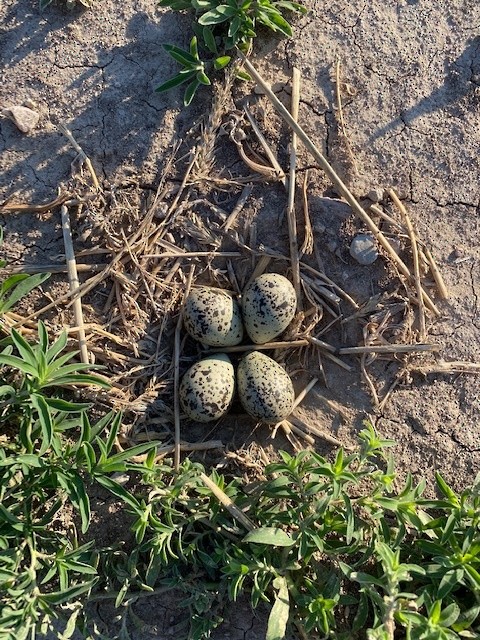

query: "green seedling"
xmin=156 ymin=0 xmax=307 ymax=104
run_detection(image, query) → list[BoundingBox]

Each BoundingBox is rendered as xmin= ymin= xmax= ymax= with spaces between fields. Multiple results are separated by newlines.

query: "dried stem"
xmin=243 ymin=106 xmax=286 ymax=187
xmin=339 ymin=343 xmax=440 ymax=355
xmin=58 ymin=123 xmax=100 ymax=190
xmin=60 ymin=205 xmax=89 ymax=364
xmin=388 ymin=189 xmax=426 ymax=339
xmin=300 ymin=170 xmax=314 ymax=255
xmin=200 ymin=472 xmax=255 ymax=531
xmin=238 ymin=54 xmax=440 ymax=316
xmin=284 ymin=67 xmax=302 ymax=309
xmin=174 ymin=267 xmax=195 ymax=471
xmin=424 ymin=246 xmax=448 ymax=300
xmin=217 ymin=339 xmax=309 ymax=353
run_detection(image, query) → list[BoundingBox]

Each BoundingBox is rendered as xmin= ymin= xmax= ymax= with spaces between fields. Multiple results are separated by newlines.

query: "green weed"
xmin=156 ymin=0 xmax=307 ymax=104
xmin=96 ymin=423 xmax=480 ymax=639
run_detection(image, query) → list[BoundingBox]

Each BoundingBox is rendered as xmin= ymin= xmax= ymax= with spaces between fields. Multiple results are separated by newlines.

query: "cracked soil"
xmin=1 ymin=0 xmax=480 ymax=638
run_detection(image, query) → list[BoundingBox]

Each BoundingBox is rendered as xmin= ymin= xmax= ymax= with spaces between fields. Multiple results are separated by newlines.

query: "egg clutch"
xmin=179 ymin=273 xmax=297 ymax=424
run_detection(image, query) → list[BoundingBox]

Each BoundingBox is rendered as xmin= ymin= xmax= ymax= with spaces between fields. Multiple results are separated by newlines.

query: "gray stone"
xmin=367 ymin=188 xmax=384 ymax=203
xmin=349 ymin=234 xmax=379 ymax=265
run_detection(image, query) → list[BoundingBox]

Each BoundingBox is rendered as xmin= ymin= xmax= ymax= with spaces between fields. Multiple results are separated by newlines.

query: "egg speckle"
xmin=183 ymin=287 xmax=243 ymax=347
xmin=180 ymin=354 xmax=235 ymax=423
xmin=242 ymin=274 xmax=296 ymax=344
xmin=237 ymin=351 xmax=295 ymax=423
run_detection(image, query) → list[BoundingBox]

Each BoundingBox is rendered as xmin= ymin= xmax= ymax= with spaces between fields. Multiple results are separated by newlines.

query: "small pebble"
xmin=2 ymin=105 xmax=40 ymax=133
xmin=350 ymin=234 xmax=378 ymax=265
xmin=367 ymin=188 xmax=384 ymax=203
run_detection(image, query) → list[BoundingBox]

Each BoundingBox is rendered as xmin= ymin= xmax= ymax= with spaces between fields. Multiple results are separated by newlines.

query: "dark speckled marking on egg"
xmin=184 ymin=287 xmax=243 ymax=347
xmin=237 ymin=351 xmax=295 ymax=424
xmin=242 ymin=274 xmax=296 ymax=344
xmin=180 ymin=354 xmax=235 ymax=423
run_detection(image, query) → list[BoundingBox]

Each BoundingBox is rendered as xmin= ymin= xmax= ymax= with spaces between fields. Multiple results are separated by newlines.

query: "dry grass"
xmin=1 ymin=59 xmax=470 ymax=461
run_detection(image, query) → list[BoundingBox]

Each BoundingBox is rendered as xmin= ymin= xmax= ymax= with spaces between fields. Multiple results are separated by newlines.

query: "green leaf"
xmin=352 ymin=592 xmax=369 ymax=632
xmin=163 ymin=43 xmax=199 ymax=66
xmin=155 ymin=70 xmax=196 ymax=93
xmin=45 ymin=398 xmax=91 ymax=412
xmin=258 ymin=9 xmax=293 ymax=36
xmin=158 ymin=0 xmax=192 ymax=8
xmin=244 ymin=527 xmax=293 ymax=547
xmin=439 ymin=602 xmax=461 ymax=627
xmin=235 ymin=69 xmax=252 ymax=82
xmin=41 ymin=374 xmax=110 ymax=389
xmin=0 ymin=384 xmax=16 ymax=399
xmin=57 ymin=471 xmax=91 ymax=533
xmin=99 ymin=441 xmax=162 ymax=468
xmin=30 ymin=393 xmax=53 ymax=455
xmin=274 ymin=0 xmax=308 ymax=13
xmin=228 ymin=14 xmax=241 ymax=38
xmin=40 ymin=580 xmax=96 ymax=604
xmin=196 ymin=70 xmax=211 ymax=85
xmin=436 ymin=472 xmax=460 ymax=505
xmin=214 ymin=55 xmax=231 ymax=70
xmin=0 ymin=273 xmax=50 ymax=313
xmin=94 ymin=475 xmax=142 ymax=512
xmin=202 ymin=26 xmax=218 ymax=53
xmin=438 ymin=568 xmax=464 ymax=599
xmin=266 ymin=576 xmax=289 ymax=640
xmin=198 ymin=5 xmax=237 ymax=25
xmin=10 ymin=328 xmax=38 ymax=370
xmin=104 ymin=411 xmax=122 ymax=456
xmin=16 ymin=454 xmax=45 ymax=467
xmin=184 ymin=78 xmax=201 ymax=105
xmin=46 ymin=330 xmax=69 ymax=364
xmin=189 ymin=35 xmax=199 ymax=59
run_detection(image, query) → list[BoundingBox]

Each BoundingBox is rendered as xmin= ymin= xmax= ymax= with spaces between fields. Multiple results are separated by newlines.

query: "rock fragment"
xmin=2 ymin=105 xmax=40 ymax=133
xmin=350 ymin=233 xmax=378 ymax=265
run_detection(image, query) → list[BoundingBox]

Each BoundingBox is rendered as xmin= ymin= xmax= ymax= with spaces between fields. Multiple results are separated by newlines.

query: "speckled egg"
xmin=180 ymin=354 xmax=235 ymax=423
xmin=183 ymin=287 xmax=243 ymax=347
xmin=237 ymin=351 xmax=295 ymax=424
xmin=242 ymin=274 xmax=296 ymax=344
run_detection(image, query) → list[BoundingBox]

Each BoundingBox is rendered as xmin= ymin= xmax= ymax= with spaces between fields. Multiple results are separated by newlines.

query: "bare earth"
xmin=1 ymin=0 xmax=480 ymax=637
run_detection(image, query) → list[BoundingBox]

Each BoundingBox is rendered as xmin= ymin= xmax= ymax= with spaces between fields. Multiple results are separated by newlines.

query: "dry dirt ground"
xmin=1 ymin=0 xmax=480 ymax=638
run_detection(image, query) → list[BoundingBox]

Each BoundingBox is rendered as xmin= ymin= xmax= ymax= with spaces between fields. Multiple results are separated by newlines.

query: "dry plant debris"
xmin=1 ymin=58 xmax=478 ymax=461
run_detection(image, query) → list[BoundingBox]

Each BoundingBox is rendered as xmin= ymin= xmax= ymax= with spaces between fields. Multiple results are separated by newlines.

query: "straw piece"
xmin=244 ymin=255 xmax=272 ymax=291
xmin=284 ymin=67 xmax=302 ymax=309
xmin=411 ymin=361 xmax=480 ymax=375
xmin=338 ymin=343 xmax=440 ymax=355
xmin=292 ymin=376 xmax=318 ymax=410
xmin=60 ymin=205 xmax=89 ymax=364
xmin=284 ymin=420 xmax=315 ymax=445
xmin=289 ymin=416 xmax=348 ymax=449
xmin=0 ymin=193 xmax=70 ymax=214
xmin=222 ymin=185 xmax=253 ymax=231
xmin=424 ymin=246 xmax=448 ymax=300
xmin=237 ymin=54 xmax=440 ymax=316
xmin=217 ymin=339 xmax=309 ymax=353
xmin=300 ymin=170 xmax=314 ymax=256
xmin=58 ymin=123 xmax=100 ymax=190
xmin=174 ymin=267 xmax=195 ymax=471
xmin=130 ymin=440 xmax=224 ymax=463
xmin=388 ymin=189 xmax=426 ymax=339
xmin=1 ymin=263 xmax=101 ymax=275
xmin=200 ymin=472 xmax=255 ymax=531
xmin=307 ymin=336 xmax=336 ymax=353
xmin=369 ymin=203 xmax=405 ymax=232
xmin=143 ymin=251 xmax=242 ymax=259
xmin=243 ymin=106 xmax=286 ymax=187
